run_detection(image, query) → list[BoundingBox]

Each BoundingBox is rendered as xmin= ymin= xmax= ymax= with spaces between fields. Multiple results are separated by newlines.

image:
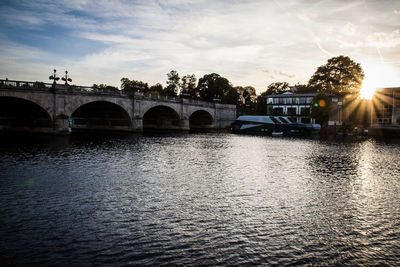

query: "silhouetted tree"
xmin=197 ymin=73 xmax=238 ymax=104
xmin=93 ymin=84 xmax=120 ymax=93
xmin=149 ymin=83 xmax=163 ymax=95
xmin=255 ymin=91 xmax=268 ymax=115
xmin=308 ymin=55 xmax=364 ymax=95
xmin=236 ymin=86 xmax=257 ymax=104
xmin=181 ymin=74 xmax=197 ymax=98
xmin=164 ymin=70 xmax=180 ymax=96
xmin=120 ymin=78 xmax=149 ymax=94
xmin=265 ymin=82 xmax=291 ymax=95
xmin=293 ymin=83 xmax=315 ymax=94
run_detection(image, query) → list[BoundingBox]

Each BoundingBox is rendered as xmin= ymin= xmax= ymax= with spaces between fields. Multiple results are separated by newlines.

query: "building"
xmin=266 ymin=92 xmax=344 ymax=126
xmin=371 ymin=87 xmax=400 ymax=128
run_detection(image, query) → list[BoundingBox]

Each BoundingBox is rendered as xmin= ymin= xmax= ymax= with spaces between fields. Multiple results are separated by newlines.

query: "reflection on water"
xmin=0 ymin=133 xmax=399 ymax=266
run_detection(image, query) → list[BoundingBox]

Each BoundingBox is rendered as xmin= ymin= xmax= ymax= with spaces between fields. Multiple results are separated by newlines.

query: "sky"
xmin=0 ymin=0 xmax=400 ymax=94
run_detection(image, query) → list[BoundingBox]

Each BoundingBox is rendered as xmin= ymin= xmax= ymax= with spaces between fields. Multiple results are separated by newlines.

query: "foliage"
xmin=236 ymin=86 xmax=257 ymax=104
xmin=149 ymin=83 xmax=163 ymax=95
xmin=293 ymin=83 xmax=315 ymax=94
xmin=93 ymin=84 xmax=120 ymax=93
xmin=165 ymin=70 xmax=180 ymax=97
xmin=255 ymin=91 xmax=268 ymax=115
xmin=310 ymin=93 xmax=332 ymax=125
xmin=120 ymin=78 xmax=149 ymax=94
xmin=181 ymin=74 xmax=197 ymax=98
xmin=197 ymin=73 xmax=239 ymax=104
xmin=265 ymin=82 xmax=291 ymax=95
xmin=308 ymin=55 xmax=364 ymax=95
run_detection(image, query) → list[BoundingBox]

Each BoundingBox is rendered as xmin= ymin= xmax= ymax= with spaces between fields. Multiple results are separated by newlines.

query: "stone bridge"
xmin=0 ymin=79 xmax=236 ymax=134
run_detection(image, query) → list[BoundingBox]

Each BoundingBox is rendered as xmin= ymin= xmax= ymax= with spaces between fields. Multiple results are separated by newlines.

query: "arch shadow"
xmin=189 ymin=110 xmax=214 ymax=130
xmin=0 ymin=97 xmax=52 ymax=129
xmin=143 ymin=105 xmax=181 ymax=131
xmin=71 ymin=101 xmax=132 ymax=131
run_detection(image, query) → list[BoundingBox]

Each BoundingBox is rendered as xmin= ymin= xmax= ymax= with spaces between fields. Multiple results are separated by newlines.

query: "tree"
xmin=164 ymin=70 xmax=180 ymax=96
xmin=265 ymin=82 xmax=291 ymax=95
xmin=197 ymin=73 xmax=238 ymax=104
xmin=149 ymin=83 xmax=163 ymax=95
xmin=308 ymin=55 xmax=364 ymax=95
xmin=181 ymin=74 xmax=197 ymax=98
xmin=293 ymin=83 xmax=315 ymax=94
xmin=93 ymin=84 xmax=119 ymax=93
xmin=236 ymin=86 xmax=257 ymax=104
xmin=223 ymin=86 xmax=240 ymax=105
xmin=255 ymin=91 xmax=268 ymax=115
xmin=120 ymin=78 xmax=149 ymax=94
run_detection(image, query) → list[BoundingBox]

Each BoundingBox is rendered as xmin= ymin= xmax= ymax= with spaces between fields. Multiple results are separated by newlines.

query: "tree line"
xmin=93 ymin=55 xmax=364 ymax=114
xmin=94 ymin=71 xmax=257 ymax=106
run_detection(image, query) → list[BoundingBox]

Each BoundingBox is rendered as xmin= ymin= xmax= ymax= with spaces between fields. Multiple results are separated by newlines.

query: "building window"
xmin=287 ymin=107 xmax=297 ymax=116
xmin=299 ymin=97 xmax=306 ymax=104
xmin=273 ymin=98 xmax=279 ymax=104
xmin=273 ymin=108 xmax=284 ymax=115
xmin=306 ymin=97 xmax=313 ymax=104
xmin=295 ymin=97 xmax=300 ymax=104
xmin=267 ymin=98 xmax=273 ymax=104
xmin=300 ymin=107 xmax=310 ymax=115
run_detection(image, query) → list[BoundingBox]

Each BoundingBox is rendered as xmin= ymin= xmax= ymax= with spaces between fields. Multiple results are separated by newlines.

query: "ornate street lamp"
xmin=49 ymin=69 xmax=60 ymax=84
xmin=62 ymin=70 xmax=72 ymax=85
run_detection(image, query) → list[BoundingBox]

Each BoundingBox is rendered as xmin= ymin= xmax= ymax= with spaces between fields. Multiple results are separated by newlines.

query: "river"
xmin=0 ymin=133 xmax=399 ymax=266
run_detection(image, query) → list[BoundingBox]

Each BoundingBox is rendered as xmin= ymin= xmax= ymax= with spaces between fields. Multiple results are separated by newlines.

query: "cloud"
xmin=340 ymin=29 xmax=400 ymax=48
xmin=1 ymin=0 xmax=400 ymax=93
xmin=262 ymin=69 xmax=296 ymax=80
xmin=343 ymin=22 xmax=357 ymax=35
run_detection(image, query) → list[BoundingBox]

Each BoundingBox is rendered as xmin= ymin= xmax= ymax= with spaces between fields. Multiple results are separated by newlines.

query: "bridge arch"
xmin=0 ymin=96 xmax=52 ymax=129
xmin=142 ymin=105 xmax=181 ymax=131
xmin=71 ymin=101 xmax=132 ymax=131
xmin=189 ymin=110 xmax=214 ymax=130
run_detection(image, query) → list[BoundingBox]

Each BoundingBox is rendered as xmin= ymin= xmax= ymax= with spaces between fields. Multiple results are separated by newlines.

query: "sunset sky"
xmin=1 ymin=0 xmax=399 ymax=94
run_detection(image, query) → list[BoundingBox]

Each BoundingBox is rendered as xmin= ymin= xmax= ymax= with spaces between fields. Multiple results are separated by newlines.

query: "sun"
xmin=360 ymin=63 xmax=399 ymax=99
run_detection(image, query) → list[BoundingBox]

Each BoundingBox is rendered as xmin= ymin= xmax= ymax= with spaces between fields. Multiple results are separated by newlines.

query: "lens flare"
xmin=361 ymin=63 xmax=399 ymax=99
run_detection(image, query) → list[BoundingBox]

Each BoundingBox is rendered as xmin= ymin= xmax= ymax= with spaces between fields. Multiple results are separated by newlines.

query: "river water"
xmin=0 ymin=133 xmax=399 ymax=266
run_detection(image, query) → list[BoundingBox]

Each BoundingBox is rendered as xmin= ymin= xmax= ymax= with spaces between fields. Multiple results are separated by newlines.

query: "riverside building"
xmin=370 ymin=87 xmax=400 ymax=135
xmin=265 ymin=92 xmax=344 ymax=126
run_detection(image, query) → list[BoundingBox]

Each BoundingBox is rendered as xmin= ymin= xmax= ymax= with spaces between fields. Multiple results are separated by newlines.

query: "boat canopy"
xmin=236 ymin=116 xmax=297 ymax=125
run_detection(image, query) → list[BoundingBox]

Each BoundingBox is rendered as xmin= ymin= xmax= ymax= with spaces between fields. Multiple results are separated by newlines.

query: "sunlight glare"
xmin=361 ymin=63 xmax=399 ymax=99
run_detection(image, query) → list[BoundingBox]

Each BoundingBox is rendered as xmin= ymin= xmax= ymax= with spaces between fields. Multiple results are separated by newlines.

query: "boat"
xmin=230 ymin=115 xmax=321 ymax=137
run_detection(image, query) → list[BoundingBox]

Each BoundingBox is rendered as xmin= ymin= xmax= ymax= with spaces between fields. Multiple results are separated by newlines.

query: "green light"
xmin=314 ymin=103 xmax=318 ymax=107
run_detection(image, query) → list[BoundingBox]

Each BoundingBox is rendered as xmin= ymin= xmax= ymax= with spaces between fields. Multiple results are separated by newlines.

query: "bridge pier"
xmin=132 ymin=117 xmax=143 ymax=132
xmin=54 ymin=117 xmax=71 ymax=134
xmin=180 ymin=118 xmax=190 ymax=131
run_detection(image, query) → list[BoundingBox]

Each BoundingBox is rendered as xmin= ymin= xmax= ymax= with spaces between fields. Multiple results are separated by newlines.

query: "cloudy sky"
xmin=1 ymin=0 xmax=399 ymax=93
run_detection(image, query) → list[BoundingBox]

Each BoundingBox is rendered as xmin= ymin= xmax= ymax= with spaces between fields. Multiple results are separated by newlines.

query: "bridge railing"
xmin=0 ymin=79 xmax=53 ymax=90
xmin=0 ymin=79 xmax=128 ymax=97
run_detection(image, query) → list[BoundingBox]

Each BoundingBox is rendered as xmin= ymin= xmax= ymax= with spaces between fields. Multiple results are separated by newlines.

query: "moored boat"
xmin=230 ymin=115 xmax=320 ymax=137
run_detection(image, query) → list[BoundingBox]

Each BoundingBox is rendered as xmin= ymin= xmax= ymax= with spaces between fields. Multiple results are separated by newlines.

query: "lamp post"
xmin=62 ymin=70 xmax=72 ymax=85
xmin=49 ymin=69 xmax=60 ymax=85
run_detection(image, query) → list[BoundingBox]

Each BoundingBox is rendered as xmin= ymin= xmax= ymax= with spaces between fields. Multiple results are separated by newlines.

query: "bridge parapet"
xmin=0 ymin=79 xmax=128 ymax=97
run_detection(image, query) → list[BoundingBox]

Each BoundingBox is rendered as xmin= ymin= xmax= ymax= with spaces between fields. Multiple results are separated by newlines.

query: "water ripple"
xmin=1 ymin=134 xmax=400 ymax=265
